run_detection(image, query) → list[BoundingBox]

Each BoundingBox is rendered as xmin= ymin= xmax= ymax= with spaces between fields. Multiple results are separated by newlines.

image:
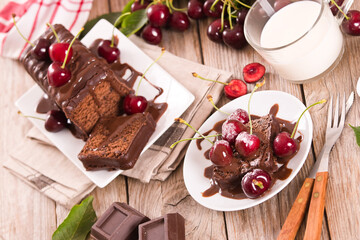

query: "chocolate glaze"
xmin=200 ymin=104 xmax=302 ymax=199
xmin=21 ymin=25 xmax=133 ymax=140
xmin=89 ymin=39 xmax=168 ymax=121
xmin=36 ymin=94 xmax=59 ymax=113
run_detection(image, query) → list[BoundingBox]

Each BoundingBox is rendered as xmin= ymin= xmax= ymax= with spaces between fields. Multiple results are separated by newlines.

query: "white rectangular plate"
xmin=16 ymin=19 xmax=195 ymax=188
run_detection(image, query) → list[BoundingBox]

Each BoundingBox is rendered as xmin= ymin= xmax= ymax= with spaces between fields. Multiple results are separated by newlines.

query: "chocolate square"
xmin=139 ymin=213 xmax=185 ymax=240
xmin=91 ymin=202 xmax=149 ymax=240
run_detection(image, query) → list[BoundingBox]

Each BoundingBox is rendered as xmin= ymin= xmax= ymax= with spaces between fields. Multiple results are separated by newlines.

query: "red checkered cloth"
xmin=0 ymin=0 xmax=93 ymax=59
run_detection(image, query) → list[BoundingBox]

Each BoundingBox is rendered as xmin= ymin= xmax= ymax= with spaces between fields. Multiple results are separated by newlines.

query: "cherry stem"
xmin=192 ymin=73 xmax=228 ymax=85
xmin=220 ymin=1 xmax=226 ymax=32
xmin=290 ymin=99 xmax=326 ymax=138
xmin=227 ymin=3 xmax=233 ymax=29
xmin=140 ymin=0 xmax=144 ymax=5
xmin=46 ymin=23 xmax=60 ymax=43
xmin=17 ymin=111 xmax=45 ymax=121
xmin=234 ymin=0 xmax=251 ymax=9
xmin=165 ymin=0 xmax=172 ymax=14
xmin=61 ymin=28 xmax=84 ymax=69
xmin=135 ymin=48 xmax=165 ymax=96
xmin=168 ymin=0 xmax=187 ymax=12
xmin=170 ymin=134 xmax=221 ymax=149
xmin=112 ymin=12 xmax=130 ymax=46
xmin=248 ymin=80 xmax=265 ymax=135
xmin=175 ymin=118 xmax=214 ymax=144
xmin=330 ymin=0 xmax=349 ymax=20
xmin=207 ymin=95 xmax=230 ymax=115
xmin=12 ymin=14 xmax=34 ymax=47
xmin=210 ymin=0 xmax=220 ymax=12
xmin=253 ymin=179 xmax=264 ymax=189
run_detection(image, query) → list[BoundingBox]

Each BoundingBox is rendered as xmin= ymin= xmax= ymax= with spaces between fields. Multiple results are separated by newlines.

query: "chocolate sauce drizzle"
xmin=199 ymin=104 xmax=302 ymax=200
xmin=36 ymin=38 xmax=168 ymax=133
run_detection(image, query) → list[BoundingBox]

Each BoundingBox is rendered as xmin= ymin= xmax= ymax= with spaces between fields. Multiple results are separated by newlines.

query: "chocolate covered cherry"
xmin=241 ymin=169 xmax=272 ymax=198
xmin=209 ymin=140 xmax=233 ymax=166
xmin=273 ymin=132 xmax=298 ymax=157
xmin=221 ymin=119 xmax=246 ymax=144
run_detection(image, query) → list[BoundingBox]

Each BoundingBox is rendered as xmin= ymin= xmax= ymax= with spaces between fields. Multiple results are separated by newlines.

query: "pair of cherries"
xmin=96 ymin=37 xmax=148 ymax=115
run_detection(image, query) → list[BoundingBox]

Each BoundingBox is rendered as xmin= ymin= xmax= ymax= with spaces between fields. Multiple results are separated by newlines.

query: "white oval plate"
xmin=183 ymin=90 xmax=313 ymax=211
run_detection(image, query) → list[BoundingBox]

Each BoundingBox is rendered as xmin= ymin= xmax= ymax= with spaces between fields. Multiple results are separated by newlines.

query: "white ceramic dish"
xmin=183 ymin=90 xmax=313 ymax=211
xmin=16 ymin=19 xmax=194 ymax=188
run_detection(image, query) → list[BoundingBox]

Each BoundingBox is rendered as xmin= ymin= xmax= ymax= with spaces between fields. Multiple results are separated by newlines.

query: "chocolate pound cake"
xmin=78 ymin=113 xmax=156 ymax=170
xmin=21 ymin=24 xmax=132 ymax=140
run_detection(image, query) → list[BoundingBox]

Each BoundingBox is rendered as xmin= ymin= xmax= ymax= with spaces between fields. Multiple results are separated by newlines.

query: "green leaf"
xmin=52 ymin=196 xmax=97 ymax=240
xmin=122 ymin=0 xmax=136 ymax=15
xmin=120 ymin=9 xmax=148 ymax=36
xmin=349 ymin=124 xmax=360 ymax=147
xmin=80 ymin=12 xmax=122 ymax=39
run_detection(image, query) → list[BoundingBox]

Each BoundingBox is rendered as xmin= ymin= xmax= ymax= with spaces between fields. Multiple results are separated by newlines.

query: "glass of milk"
xmin=244 ymin=0 xmax=353 ymax=83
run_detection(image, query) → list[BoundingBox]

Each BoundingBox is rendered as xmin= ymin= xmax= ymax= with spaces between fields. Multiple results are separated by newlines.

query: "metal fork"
xmin=278 ymin=93 xmax=353 ymax=240
xmin=303 ymin=94 xmax=347 ymax=239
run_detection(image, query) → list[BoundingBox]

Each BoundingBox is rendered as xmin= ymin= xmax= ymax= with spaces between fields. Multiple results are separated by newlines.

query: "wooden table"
xmin=1 ymin=0 xmax=359 ymax=239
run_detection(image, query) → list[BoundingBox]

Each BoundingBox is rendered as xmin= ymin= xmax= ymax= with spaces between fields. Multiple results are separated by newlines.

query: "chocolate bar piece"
xmin=91 ymin=202 xmax=149 ymax=240
xmin=138 ymin=213 xmax=185 ymax=240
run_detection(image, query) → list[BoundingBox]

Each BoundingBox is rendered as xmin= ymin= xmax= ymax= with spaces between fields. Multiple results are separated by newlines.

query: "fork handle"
xmin=277 ymin=178 xmax=314 ymax=240
xmin=304 ymin=172 xmax=329 ymax=240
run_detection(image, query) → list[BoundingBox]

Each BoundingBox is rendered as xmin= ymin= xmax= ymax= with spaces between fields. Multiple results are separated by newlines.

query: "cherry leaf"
xmin=349 ymin=124 xmax=360 ymax=147
xmin=52 ymin=196 xmax=97 ymax=240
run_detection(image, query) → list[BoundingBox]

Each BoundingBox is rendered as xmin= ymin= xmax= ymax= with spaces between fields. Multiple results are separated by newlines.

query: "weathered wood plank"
xmin=0 ymin=58 xmax=56 ymax=238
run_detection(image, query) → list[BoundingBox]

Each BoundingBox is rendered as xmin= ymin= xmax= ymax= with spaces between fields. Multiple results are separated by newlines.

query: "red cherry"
xmin=98 ymin=40 xmax=120 ymax=63
xmin=47 ymin=62 xmax=71 ymax=87
xmin=169 ymin=11 xmax=190 ymax=32
xmin=235 ymin=131 xmax=260 ymax=157
xmin=131 ymin=0 xmax=149 ymax=12
xmin=203 ymin=0 xmax=224 ymax=18
xmin=146 ymin=4 xmax=170 ymax=27
xmin=49 ymin=42 xmax=73 ymax=64
xmin=224 ymin=79 xmax=247 ymax=100
xmin=187 ymin=0 xmax=205 ymax=19
xmin=236 ymin=8 xmax=249 ymax=25
xmin=209 ymin=140 xmax=233 ymax=166
xmin=222 ymin=119 xmax=246 ymax=144
xmin=222 ymin=24 xmax=247 ymax=49
xmin=241 ymin=169 xmax=272 ymax=198
xmin=273 ymin=132 xmax=298 ymax=157
xmin=329 ymin=0 xmax=344 ymax=15
xmin=207 ymin=19 xmax=230 ymax=43
xmin=123 ymin=94 xmax=148 ymax=114
xmin=273 ymin=0 xmax=292 ymax=11
xmin=227 ymin=109 xmax=249 ymax=124
xmin=32 ymin=38 xmax=50 ymax=61
xmin=141 ymin=24 xmax=162 ymax=45
xmin=243 ymin=62 xmax=266 ymax=83
xmin=341 ymin=10 xmax=360 ymax=36
xmin=45 ymin=110 xmax=68 ymax=132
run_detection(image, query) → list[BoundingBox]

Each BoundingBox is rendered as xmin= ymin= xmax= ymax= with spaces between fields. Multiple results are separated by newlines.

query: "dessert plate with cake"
xmin=183 ymin=91 xmax=313 ymax=211
xmin=16 ymin=20 xmax=194 ymax=188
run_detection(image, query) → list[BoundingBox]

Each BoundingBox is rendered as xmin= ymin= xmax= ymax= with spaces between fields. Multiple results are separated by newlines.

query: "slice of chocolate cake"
xmin=21 ymin=24 xmax=132 ymax=140
xmin=78 ymin=113 xmax=156 ymax=170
